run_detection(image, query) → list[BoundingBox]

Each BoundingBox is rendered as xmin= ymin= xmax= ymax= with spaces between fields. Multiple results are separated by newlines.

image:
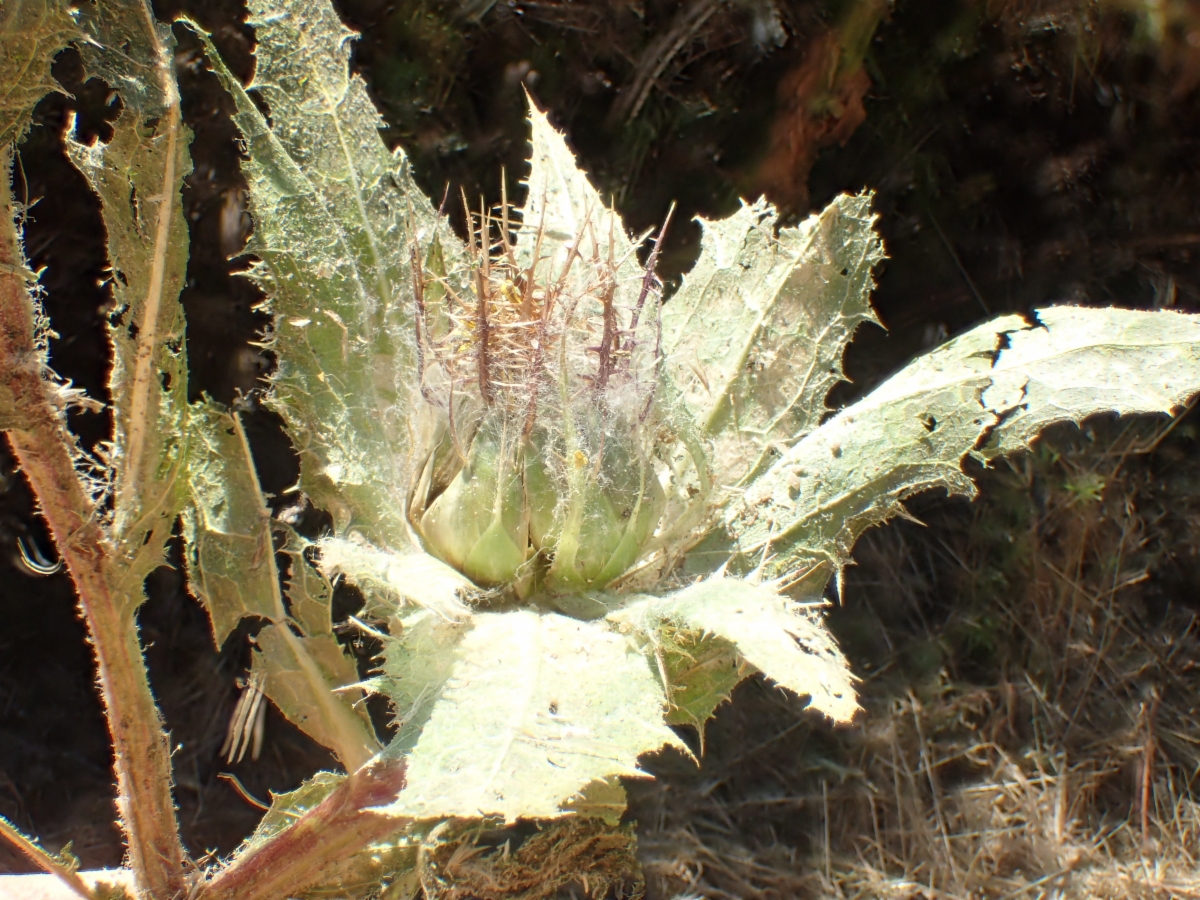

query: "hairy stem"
xmin=0 ymin=149 xmax=187 ymax=899
xmin=194 ymin=758 xmax=410 ymax=900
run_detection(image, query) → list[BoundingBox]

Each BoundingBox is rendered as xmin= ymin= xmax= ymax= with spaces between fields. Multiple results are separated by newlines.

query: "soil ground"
xmin=2 ymin=1 xmax=1200 ymax=897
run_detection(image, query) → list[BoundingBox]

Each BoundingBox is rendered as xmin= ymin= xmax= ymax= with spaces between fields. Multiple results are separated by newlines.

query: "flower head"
xmin=408 ymin=188 xmax=701 ymax=595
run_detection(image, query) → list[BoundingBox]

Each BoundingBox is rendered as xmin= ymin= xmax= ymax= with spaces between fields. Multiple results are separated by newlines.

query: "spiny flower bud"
xmin=408 ymin=194 xmax=701 ymax=596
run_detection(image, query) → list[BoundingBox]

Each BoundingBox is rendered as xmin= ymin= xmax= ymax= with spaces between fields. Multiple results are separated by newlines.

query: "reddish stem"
xmin=1 ymin=162 xmax=187 ymax=900
xmin=194 ymin=758 xmax=410 ymax=900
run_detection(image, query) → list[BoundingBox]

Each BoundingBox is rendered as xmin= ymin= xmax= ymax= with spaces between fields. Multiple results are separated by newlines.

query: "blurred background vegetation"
xmin=2 ymin=0 xmax=1200 ymax=896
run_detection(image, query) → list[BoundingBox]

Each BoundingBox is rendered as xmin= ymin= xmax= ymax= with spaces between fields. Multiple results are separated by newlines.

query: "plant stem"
xmin=0 ymin=150 xmax=187 ymax=900
xmin=195 ymin=758 xmax=410 ymax=900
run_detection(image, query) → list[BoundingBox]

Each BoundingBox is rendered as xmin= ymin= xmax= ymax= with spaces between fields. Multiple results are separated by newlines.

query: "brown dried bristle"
xmin=412 ymin=194 xmax=668 ymax=441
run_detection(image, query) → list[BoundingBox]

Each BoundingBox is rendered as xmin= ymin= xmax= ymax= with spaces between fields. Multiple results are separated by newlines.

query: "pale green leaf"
xmin=182 ymin=403 xmax=281 ymax=648
xmin=379 ymin=611 xmax=683 ymax=822
xmin=299 ymin=843 xmax=417 ymax=900
xmin=253 ymin=623 xmax=380 ymax=770
xmin=68 ymin=0 xmax=191 ymax=603
xmin=251 ymin=772 xmax=345 ymax=845
xmin=979 ymin=306 xmax=1200 ymax=457
xmin=284 ymin=543 xmax=336 ymax=639
xmin=0 ymin=0 xmax=79 ymax=147
xmin=517 ymin=103 xmax=637 ymax=289
xmin=661 ymin=193 xmax=883 ymax=484
xmin=317 ymin=536 xmax=474 ymax=622
xmin=417 ymin=426 xmax=529 ymax=588
xmin=504 ymin=103 xmax=672 ymax=552
xmin=186 ymin=2 xmax=467 ymax=550
xmin=727 ymin=306 xmax=1200 ymax=585
xmin=614 ymin=577 xmax=858 ymax=725
xmin=657 ymin=631 xmax=746 ymax=735
xmin=376 ymin=609 xmax=468 ymax=756
xmin=185 ymin=406 xmax=380 ymax=769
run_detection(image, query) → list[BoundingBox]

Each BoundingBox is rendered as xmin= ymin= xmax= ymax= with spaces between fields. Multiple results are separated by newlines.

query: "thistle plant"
xmin=2 ymin=0 xmax=1200 ymax=898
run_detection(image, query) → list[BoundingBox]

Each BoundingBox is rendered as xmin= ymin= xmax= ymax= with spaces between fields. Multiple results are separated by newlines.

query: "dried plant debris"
xmin=419 ymin=818 xmax=644 ymax=900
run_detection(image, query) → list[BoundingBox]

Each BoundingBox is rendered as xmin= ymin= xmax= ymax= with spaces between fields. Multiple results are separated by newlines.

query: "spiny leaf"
xmin=68 ymin=0 xmax=191 ymax=603
xmin=376 ymin=609 xmax=467 ymax=756
xmin=3 ymin=6 xmax=193 ymax=892
xmin=515 ymin=102 xmax=664 ymax=414
xmin=284 ymin=543 xmax=337 ymax=639
xmin=0 ymin=0 xmax=79 ymax=147
xmin=317 ymin=537 xmax=474 ymax=622
xmin=517 ymin=102 xmax=638 ymax=292
xmin=661 ymin=193 xmax=883 ymax=485
xmin=185 ymin=405 xmax=379 ymax=769
xmin=251 ymin=772 xmax=345 ymax=845
xmin=657 ymin=631 xmax=746 ymax=736
xmin=183 ymin=403 xmax=281 ymax=648
xmin=379 ymin=611 xmax=683 ymax=822
xmin=252 ymin=623 xmax=379 ymax=771
xmin=186 ymin=1 xmax=466 ymax=550
xmin=614 ymin=577 xmax=858 ymax=725
xmin=979 ymin=306 xmax=1200 ymax=456
xmin=729 ymin=306 xmax=1200 ymax=585
xmin=561 ymin=777 xmax=629 ymax=826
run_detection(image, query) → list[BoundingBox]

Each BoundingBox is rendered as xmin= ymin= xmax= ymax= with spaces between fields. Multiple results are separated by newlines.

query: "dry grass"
xmin=633 ymin=410 xmax=1200 ymax=899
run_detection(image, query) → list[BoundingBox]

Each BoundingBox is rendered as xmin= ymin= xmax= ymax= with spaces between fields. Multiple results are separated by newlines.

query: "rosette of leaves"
xmin=185 ymin=0 xmax=870 ymax=827
xmin=181 ymin=0 xmax=1200 ymax=833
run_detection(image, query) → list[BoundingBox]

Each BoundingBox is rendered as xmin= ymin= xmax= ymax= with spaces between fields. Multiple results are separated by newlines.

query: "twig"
xmin=216 ymin=773 xmax=283 ymax=815
xmin=605 ymin=0 xmax=722 ymax=127
xmin=1140 ymin=688 xmax=1162 ymax=852
xmin=996 ymin=866 xmax=1074 ymax=900
xmin=822 ymin=778 xmax=831 ymax=882
xmin=114 ymin=1 xmax=185 ymax=536
xmin=0 ymin=816 xmax=96 ymax=900
xmin=625 ymin=201 xmax=674 ymax=353
xmin=926 ymin=205 xmax=990 ymax=315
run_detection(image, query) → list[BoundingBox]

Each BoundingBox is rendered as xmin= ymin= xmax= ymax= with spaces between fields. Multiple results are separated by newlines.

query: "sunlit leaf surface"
xmin=728 ymin=306 xmax=1200 ymax=585
xmin=663 ymin=193 xmax=883 ymax=484
xmin=381 ymin=611 xmax=682 ymax=821
xmin=191 ymin=0 xmax=1200 ymax=835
